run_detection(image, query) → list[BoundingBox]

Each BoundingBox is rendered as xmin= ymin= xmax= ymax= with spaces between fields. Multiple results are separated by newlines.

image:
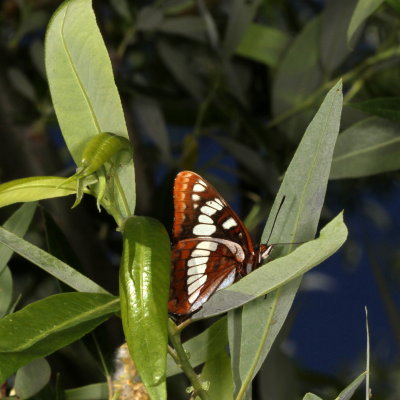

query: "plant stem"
xmin=92 ymin=334 xmax=113 ymax=400
xmin=168 ymin=319 xmax=210 ymax=400
xmin=192 ymin=71 xmax=221 ymax=138
xmin=268 ymin=45 xmax=400 ymax=128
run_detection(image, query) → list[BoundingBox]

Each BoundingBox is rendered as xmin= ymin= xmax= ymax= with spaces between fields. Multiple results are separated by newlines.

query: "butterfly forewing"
xmin=173 ymin=171 xmax=254 ymax=253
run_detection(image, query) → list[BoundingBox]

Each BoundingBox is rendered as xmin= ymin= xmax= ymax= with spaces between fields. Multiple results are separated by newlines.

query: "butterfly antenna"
xmin=265 ymin=196 xmax=286 ymax=245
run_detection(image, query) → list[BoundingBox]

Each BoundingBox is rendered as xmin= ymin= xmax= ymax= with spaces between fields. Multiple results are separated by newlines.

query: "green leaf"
xmin=65 ymin=383 xmax=108 ymax=400
xmin=334 ymin=372 xmax=366 ymax=400
xmin=14 ymin=358 xmax=51 ymax=399
xmin=0 ymin=267 xmax=12 ymax=318
xmin=303 ymin=394 xmax=323 ymax=400
xmin=0 ymin=292 xmax=119 ymax=382
xmin=119 ymin=216 xmax=170 ymax=400
xmin=349 ymin=97 xmax=400 ymax=122
xmin=8 ymin=68 xmax=37 ymax=103
xmin=0 ymin=177 xmax=79 ymax=209
xmin=158 ymin=16 xmax=207 ymax=42
xmin=45 ymin=0 xmax=135 ymax=218
xmin=272 ymin=16 xmax=323 ymax=135
xmin=195 ymin=212 xmax=347 ymax=319
xmin=0 ymin=202 xmax=37 ymax=274
xmin=228 ymin=80 xmax=343 ymax=397
xmin=236 ymin=24 xmax=290 ymax=68
xmin=201 ymin=350 xmax=233 ymax=400
xmin=320 ymin=0 xmax=358 ymax=73
xmin=330 ymin=117 xmax=400 ymax=179
xmin=386 ymin=0 xmax=400 ymax=13
xmin=136 ymin=6 xmax=164 ymax=31
xmin=166 ymin=317 xmax=228 ymax=377
xmin=272 ymin=16 xmax=322 ymax=113
xmin=157 ymin=40 xmax=204 ymax=101
xmin=132 ymin=95 xmax=171 ymax=163
xmin=347 ymin=0 xmax=384 ymax=44
xmin=222 ymin=0 xmax=262 ymax=58
xmin=0 ymin=226 xmax=108 ymax=294
xmin=212 ymin=136 xmax=270 ymax=188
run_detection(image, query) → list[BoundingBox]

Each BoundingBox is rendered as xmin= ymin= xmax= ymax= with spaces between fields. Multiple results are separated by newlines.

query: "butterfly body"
xmin=168 ymin=171 xmax=272 ymax=318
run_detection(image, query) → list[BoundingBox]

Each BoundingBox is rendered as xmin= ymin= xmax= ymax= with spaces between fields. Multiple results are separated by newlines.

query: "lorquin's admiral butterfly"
xmin=168 ymin=171 xmax=273 ymax=319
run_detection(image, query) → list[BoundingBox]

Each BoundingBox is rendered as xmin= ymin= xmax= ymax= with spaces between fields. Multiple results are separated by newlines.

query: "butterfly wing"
xmin=173 ymin=171 xmax=254 ymax=252
xmin=168 ymin=237 xmax=245 ymax=316
xmin=170 ymin=171 xmax=255 ymax=317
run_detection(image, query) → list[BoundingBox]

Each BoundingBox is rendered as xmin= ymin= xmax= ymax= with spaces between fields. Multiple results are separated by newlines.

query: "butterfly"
xmin=168 ymin=171 xmax=273 ymax=319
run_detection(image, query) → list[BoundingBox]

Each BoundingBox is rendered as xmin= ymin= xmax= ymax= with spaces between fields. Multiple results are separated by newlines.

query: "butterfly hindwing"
xmin=168 ymin=237 xmax=245 ymax=315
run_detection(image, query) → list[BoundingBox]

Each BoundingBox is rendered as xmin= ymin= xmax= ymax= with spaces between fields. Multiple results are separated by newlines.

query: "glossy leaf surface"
xmin=119 ymin=216 xmax=170 ymax=400
xmin=0 ymin=177 xmax=79 ymax=209
xmin=0 ymin=292 xmax=119 ymax=382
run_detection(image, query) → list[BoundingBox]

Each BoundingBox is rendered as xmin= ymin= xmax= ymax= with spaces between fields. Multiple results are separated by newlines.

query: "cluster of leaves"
xmin=0 ymin=0 xmax=399 ymax=399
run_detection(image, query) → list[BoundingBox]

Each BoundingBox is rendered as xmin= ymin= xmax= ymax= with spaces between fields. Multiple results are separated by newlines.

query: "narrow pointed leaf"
xmin=132 ymin=95 xmax=171 ymax=163
xmin=120 ymin=216 xmax=170 ymax=400
xmin=321 ymin=0 xmax=358 ymax=72
xmin=158 ymin=17 xmax=207 ymax=42
xmin=272 ymin=16 xmax=322 ymax=117
xmin=0 ymin=266 xmax=12 ymax=318
xmin=0 ymin=202 xmax=37 ymax=274
xmin=330 ymin=117 xmax=400 ymax=179
xmin=14 ymin=358 xmax=51 ymax=399
xmin=45 ymin=0 xmax=135 ymax=217
xmin=222 ymin=0 xmax=262 ymax=58
xmin=195 ymin=212 xmax=347 ymax=318
xmin=0 ymin=226 xmax=107 ymax=294
xmin=65 ymin=383 xmax=108 ymax=400
xmin=157 ymin=40 xmax=204 ymax=101
xmin=236 ymin=24 xmax=290 ymax=68
xmin=303 ymin=394 xmax=323 ymax=400
xmin=0 ymin=292 xmax=119 ymax=382
xmin=335 ymin=372 xmax=366 ymax=400
xmin=349 ymin=97 xmax=400 ymax=122
xmin=347 ymin=0 xmax=384 ymax=44
xmin=0 ymin=177 xmax=79 ymax=209
xmin=228 ymin=80 xmax=343 ymax=396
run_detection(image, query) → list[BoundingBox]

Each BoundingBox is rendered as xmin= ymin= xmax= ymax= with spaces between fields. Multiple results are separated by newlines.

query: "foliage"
xmin=0 ymin=0 xmax=399 ymax=399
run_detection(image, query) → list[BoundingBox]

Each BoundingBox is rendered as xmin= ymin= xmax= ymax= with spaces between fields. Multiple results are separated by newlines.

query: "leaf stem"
xmin=92 ymin=334 xmax=113 ymax=400
xmin=168 ymin=319 xmax=210 ymax=400
xmin=268 ymin=45 xmax=400 ymax=128
xmin=192 ymin=71 xmax=221 ymax=138
xmin=177 ymin=317 xmax=194 ymax=333
xmin=235 ymin=293 xmax=279 ymax=400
